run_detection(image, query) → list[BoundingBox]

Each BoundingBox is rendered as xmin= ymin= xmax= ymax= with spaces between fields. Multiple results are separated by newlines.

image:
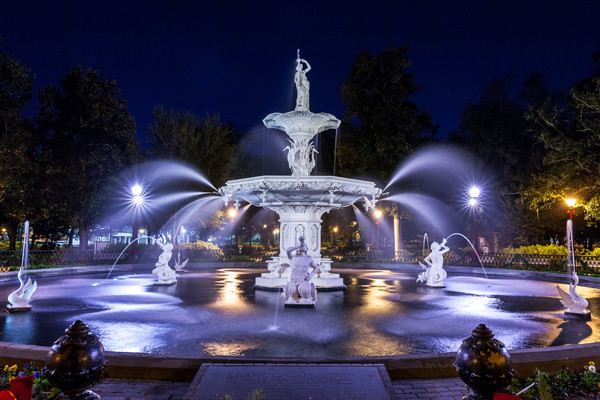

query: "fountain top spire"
xmin=263 ymin=52 xmax=339 ymax=176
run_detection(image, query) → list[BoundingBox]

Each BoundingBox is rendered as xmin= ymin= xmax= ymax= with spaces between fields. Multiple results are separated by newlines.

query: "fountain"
xmin=218 ymin=52 xmax=382 ymax=290
xmin=6 ymin=220 xmax=37 ymax=312
xmin=557 ymin=200 xmax=590 ymax=318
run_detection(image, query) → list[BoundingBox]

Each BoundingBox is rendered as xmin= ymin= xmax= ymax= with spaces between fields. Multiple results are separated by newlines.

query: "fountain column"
xmin=218 ymin=54 xmax=381 ymax=291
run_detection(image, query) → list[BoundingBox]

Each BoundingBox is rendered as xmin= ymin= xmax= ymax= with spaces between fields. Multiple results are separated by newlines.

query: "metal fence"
xmin=0 ymin=248 xmax=599 ymax=275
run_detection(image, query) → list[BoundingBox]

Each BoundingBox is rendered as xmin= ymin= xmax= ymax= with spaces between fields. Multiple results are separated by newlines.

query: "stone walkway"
xmin=90 ymin=377 xmax=470 ymax=400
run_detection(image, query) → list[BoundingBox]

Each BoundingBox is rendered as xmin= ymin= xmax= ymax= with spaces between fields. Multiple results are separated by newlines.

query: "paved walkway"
xmin=90 ymin=377 xmax=470 ymax=400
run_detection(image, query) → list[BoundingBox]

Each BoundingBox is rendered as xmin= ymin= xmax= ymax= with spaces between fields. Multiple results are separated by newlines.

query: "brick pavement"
xmin=89 ymin=377 xmax=471 ymax=400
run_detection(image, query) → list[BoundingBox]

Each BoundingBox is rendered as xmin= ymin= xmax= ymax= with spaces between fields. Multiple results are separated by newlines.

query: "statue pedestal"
xmin=6 ymin=305 xmax=32 ymax=313
xmin=255 ymin=257 xmax=345 ymax=290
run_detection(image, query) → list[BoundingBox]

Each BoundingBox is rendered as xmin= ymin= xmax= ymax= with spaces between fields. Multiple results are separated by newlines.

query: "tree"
xmin=0 ymin=39 xmax=36 ymax=249
xmin=147 ymin=107 xmax=238 ymax=187
xmin=146 ymin=107 xmax=239 ymax=241
xmin=448 ymin=74 xmax=552 ymax=246
xmin=525 ymin=53 xmax=600 ymax=227
xmin=338 ymin=46 xmax=436 ymax=183
xmin=36 ymin=65 xmax=140 ymax=250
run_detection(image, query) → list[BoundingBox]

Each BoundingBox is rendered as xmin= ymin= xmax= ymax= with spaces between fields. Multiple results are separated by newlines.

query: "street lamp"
xmin=131 ymin=184 xmax=145 ymax=207
xmin=566 ymin=197 xmax=577 ymax=219
xmin=468 ymin=186 xmax=481 ymax=251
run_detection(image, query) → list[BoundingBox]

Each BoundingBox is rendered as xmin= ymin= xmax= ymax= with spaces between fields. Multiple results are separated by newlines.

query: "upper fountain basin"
xmin=219 ymin=175 xmax=381 ymax=209
xmin=263 ymin=110 xmax=340 ymax=137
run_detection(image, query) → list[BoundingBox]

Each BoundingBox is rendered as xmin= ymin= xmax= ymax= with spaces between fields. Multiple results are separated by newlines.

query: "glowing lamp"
xmin=131 ymin=184 xmax=143 ymax=196
xmin=228 ymin=208 xmax=237 ymax=218
xmin=468 ymin=198 xmax=478 ymax=207
xmin=374 ymin=209 xmax=383 ymax=219
xmin=565 ymin=198 xmax=577 ymax=208
xmin=132 ymin=195 xmax=144 ymax=205
xmin=468 ymin=186 xmax=480 ymax=198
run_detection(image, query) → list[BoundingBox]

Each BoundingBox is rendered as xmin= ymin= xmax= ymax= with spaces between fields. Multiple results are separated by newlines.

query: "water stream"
xmin=445 ymin=232 xmax=488 ymax=279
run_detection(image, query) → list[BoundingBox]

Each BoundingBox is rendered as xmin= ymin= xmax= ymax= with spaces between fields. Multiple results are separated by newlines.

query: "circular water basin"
xmin=1 ymin=264 xmax=599 ymax=358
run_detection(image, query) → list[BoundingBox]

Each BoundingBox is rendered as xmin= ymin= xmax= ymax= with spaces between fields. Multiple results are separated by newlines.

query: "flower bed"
xmin=0 ymin=363 xmax=59 ymax=400
xmin=507 ymin=362 xmax=600 ymax=399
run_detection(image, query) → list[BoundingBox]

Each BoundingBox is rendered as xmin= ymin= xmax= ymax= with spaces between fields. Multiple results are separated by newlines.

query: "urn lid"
xmin=65 ymin=320 xmax=91 ymax=336
xmin=470 ymin=323 xmax=494 ymax=340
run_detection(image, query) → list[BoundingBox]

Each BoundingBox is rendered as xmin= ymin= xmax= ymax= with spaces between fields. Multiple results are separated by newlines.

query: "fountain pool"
xmin=2 ymin=264 xmax=600 ymax=358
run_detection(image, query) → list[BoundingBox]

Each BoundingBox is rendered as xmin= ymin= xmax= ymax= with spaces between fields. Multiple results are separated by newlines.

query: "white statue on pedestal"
xmin=152 ymin=238 xmax=177 ymax=285
xmin=294 ymin=51 xmax=311 ymax=111
xmin=417 ymin=238 xmax=449 ymax=287
xmin=7 ymin=267 xmax=37 ymax=312
xmin=557 ymin=272 xmax=590 ymax=316
xmin=283 ymin=236 xmax=320 ymax=306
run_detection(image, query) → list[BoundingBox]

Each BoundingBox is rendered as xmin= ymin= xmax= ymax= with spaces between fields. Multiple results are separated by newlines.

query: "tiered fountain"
xmin=219 ymin=52 xmax=382 ymax=290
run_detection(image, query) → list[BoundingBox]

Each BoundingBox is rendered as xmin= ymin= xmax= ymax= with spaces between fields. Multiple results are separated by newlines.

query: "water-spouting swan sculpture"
xmin=7 ymin=267 xmax=37 ymax=311
xmin=557 ymin=272 xmax=590 ymax=316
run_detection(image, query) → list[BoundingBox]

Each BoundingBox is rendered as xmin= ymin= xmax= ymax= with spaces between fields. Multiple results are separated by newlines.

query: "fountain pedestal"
xmin=221 ymin=175 xmax=379 ymax=290
xmin=218 ymin=55 xmax=381 ymax=293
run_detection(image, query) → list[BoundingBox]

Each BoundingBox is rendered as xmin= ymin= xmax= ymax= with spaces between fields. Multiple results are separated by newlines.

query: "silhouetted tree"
xmin=525 ymin=53 xmax=600 ymax=243
xmin=0 ymin=39 xmax=36 ymax=249
xmin=338 ymin=46 xmax=436 ymax=183
xmin=36 ymin=65 xmax=140 ymax=250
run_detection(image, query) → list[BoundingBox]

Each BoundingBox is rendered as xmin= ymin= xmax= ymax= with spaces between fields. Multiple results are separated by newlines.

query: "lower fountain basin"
xmin=1 ymin=264 xmax=599 ymax=358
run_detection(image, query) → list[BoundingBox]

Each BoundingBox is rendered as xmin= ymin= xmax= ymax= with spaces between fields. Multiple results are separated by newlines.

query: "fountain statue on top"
xmin=417 ymin=238 xmax=449 ymax=288
xmin=283 ymin=236 xmax=320 ymax=307
xmin=152 ymin=237 xmax=177 ymax=285
xmin=7 ymin=220 xmax=37 ymax=312
xmin=218 ymin=51 xmax=382 ymax=291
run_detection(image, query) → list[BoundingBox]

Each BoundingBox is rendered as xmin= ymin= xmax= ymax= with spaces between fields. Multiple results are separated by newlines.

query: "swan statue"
xmin=7 ymin=267 xmax=37 ymax=312
xmin=557 ymin=272 xmax=590 ymax=316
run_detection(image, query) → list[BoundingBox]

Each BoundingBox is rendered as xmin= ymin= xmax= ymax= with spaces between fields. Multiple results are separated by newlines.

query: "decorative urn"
xmin=454 ymin=324 xmax=515 ymax=400
xmin=44 ymin=320 xmax=106 ymax=399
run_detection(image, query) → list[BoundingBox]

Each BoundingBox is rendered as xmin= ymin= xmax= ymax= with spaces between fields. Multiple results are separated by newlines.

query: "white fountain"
xmin=219 ymin=52 xmax=382 ymax=290
xmin=7 ymin=220 xmax=37 ymax=312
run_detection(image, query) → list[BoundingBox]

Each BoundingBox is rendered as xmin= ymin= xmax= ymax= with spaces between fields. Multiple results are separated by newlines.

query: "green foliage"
xmin=524 ymin=53 xmax=600 ymax=222
xmin=501 ymin=244 xmax=567 ymax=255
xmin=179 ymin=240 xmax=224 ymax=260
xmin=338 ymin=45 xmax=435 ymax=182
xmin=508 ymin=363 xmax=600 ymax=399
xmin=220 ymin=389 xmax=265 ymax=400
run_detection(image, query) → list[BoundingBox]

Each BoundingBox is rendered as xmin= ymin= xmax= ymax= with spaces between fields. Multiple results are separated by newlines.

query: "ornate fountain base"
xmin=255 ymin=257 xmax=346 ymax=291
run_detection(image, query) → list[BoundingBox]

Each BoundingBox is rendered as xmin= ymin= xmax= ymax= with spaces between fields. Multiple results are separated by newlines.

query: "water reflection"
xmin=1 ymin=267 xmax=600 ymax=357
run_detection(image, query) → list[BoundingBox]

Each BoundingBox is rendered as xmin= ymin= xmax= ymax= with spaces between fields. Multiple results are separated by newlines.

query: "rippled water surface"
xmin=1 ymin=265 xmax=600 ymax=357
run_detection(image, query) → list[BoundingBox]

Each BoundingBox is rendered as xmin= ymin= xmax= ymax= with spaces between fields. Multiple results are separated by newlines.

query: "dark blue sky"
xmin=2 ymin=1 xmax=599 ymax=138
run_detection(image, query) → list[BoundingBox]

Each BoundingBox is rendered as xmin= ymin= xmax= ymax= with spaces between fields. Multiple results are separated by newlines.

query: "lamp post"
xmin=129 ymin=184 xmax=145 ymax=259
xmin=468 ymin=186 xmax=480 ymax=251
xmin=565 ymin=197 xmax=577 ymax=271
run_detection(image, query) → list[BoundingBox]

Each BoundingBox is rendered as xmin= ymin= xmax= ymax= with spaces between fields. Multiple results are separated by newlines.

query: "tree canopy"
xmin=36 ymin=65 xmax=140 ymax=249
xmin=338 ymin=46 xmax=436 ymax=183
xmin=0 ymin=41 xmax=37 ymax=248
xmin=525 ymin=53 xmax=600 ymax=222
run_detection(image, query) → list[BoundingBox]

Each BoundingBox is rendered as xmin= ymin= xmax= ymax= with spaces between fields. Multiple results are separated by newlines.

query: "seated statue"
xmin=152 ymin=238 xmax=177 ymax=285
xmin=417 ymin=238 xmax=449 ymax=287
xmin=283 ymin=236 xmax=320 ymax=305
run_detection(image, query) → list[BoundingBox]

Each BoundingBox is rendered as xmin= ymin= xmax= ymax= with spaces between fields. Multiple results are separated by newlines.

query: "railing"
xmin=0 ymin=247 xmax=599 ymax=275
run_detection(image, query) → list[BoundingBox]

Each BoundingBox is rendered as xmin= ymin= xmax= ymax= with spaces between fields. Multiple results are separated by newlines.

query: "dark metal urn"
xmin=43 ymin=320 xmax=106 ymax=400
xmin=454 ymin=324 xmax=516 ymax=400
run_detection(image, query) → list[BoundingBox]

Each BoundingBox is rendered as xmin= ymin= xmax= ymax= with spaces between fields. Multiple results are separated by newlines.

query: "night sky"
xmin=2 ymin=1 xmax=599 ymax=139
